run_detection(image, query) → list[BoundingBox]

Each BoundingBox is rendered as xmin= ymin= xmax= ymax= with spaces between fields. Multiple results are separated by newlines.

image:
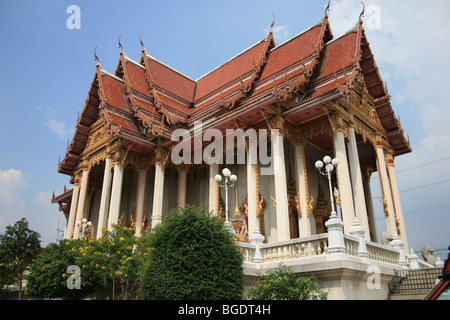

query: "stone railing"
xmin=238 ymin=234 xmax=329 ymax=263
xmin=366 ymin=241 xmax=401 ymax=265
xmin=236 ymin=216 xmax=406 ymax=267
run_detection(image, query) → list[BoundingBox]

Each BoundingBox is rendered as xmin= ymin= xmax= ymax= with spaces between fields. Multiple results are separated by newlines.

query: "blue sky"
xmin=0 ymin=0 xmax=449 ymax=261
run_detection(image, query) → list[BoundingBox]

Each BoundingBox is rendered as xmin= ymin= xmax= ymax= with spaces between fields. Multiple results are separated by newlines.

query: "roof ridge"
xmin=196 ymin=38 xmax=267 ymax=81
xmin=145 ymin=52 xmax=197 ymax=82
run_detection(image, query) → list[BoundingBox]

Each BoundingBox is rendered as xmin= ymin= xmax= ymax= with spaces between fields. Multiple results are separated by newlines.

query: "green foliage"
xmin=26 ymin=224 xmax=148 ymax=300
xmin=75 ymin=225 xmax=148 ymax=299
xmin=25 ymin=240 xmax=95 ymax=300
xmin=247 ymin=264 xmax=328 ymax=300
xmin=0 ymin=218 xmax=41 ymax=299
xmin=142 ymin=206 xmax=244 ymax=300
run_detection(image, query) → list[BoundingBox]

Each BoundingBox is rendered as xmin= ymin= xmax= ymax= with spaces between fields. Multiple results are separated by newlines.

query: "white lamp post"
xmin=215 ymin=168 xmax=237 ymax=227
xmin=77 ymin=218 xmax=92 ymax=239
xmin=316 ymin=156 xmax=347 ymax=257
xmin=315 ymin=155 xmax=339 ymax=217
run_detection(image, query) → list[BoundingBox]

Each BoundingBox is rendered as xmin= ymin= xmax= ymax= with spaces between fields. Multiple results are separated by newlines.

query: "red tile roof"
xmin=57 ymin=12 xmax=410 ymax=176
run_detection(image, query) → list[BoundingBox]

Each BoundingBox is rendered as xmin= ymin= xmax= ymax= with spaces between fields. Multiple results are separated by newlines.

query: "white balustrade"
xmin=236 ymin=233 xmax=401 ymax=265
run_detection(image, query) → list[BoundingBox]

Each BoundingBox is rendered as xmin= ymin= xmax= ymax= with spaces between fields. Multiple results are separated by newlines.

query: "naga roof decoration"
xmin=57 ymin=7 xmax=411 ymax=176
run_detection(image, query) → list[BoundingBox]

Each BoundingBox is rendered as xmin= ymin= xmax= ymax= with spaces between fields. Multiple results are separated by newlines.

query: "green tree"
xmin=0 ymin=218 xmax=41 ymax=300
xmin=141 ymin=206 xmax=243 ymax=300
xmin=25 ymin=240 xmax=96 ymax=300
xmin=76 ymin=225 xmax=147 ymax=300
xmin=26 ymin=225 xmax=148 ymax=300
xmin=247 ymin=264 xmax=328 ymax=300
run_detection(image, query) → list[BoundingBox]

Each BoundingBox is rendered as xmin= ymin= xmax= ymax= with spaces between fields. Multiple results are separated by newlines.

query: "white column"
xmin=247 ymin=146 xmax=258 ymax=237
xmin=65 ymin=183 xmax=80 ymax=239
xmin=386 ymin=153 xmax=408 ymax=251
xmin=362 ymin=169 xmax=378 ymax=242
xmin=271 ymin=129 xmax=290 ymax=241
xmin=73 ymin=168 xmax=89 ymax=239
xmin=107 ymin=162 xmax=124 ymax=230
xmin=374 ymin=143 xmax=397 ymax=237
xmin=176 ymin=165 xmax=189 ymax=209
xmin=96 ymin=157 xmax=112 ymax=238
xmin=208 ymin=164 xmax=218 ymax=215
xmin=152 ymin=163 xmax=165 ymax=228
xmin=333 ymin=130 xmax=356 ymax=234
xmin=294 ymin=142 xmax=314 ymax=237
xmin=134 ymin=170 xmax=147 ymax=237
xmin=347 ymin=126 xmax=370 ymax=240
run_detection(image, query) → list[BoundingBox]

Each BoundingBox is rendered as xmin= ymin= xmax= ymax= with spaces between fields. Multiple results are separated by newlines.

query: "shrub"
xmin=247 ymin=264 xmax=328 ymax=300
xmin=141 ymin=206 xmax=243 ymax=300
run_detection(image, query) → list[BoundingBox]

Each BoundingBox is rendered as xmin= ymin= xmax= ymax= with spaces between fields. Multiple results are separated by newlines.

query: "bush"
xmin=141 ymin=206 xmax=243 ymax=300
xmin=25 ymin=240 xmax=97 ymax=300
xmin=247 ymin=264 xmax=328 ymax=300
xmin=26 ymin=225 xmax=147 ymax=300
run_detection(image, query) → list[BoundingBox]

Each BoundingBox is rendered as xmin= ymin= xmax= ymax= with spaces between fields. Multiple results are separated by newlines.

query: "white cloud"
xmin=44 ymin=119 xmax=74 ymax=139
xmin=264 ymin=25 xmax=292 ymax=44
xmin=272 ymin=25 xmax=291 ymax=44
xmin=37 ymin=105 xmax=74 ymax=139
xmin=0 ymin=169 xmax=27 ymax=202
xmin=0 ymin=170 xmax=62 ymax=245
xmin=0 ymin=169 xmax=28 ymax=229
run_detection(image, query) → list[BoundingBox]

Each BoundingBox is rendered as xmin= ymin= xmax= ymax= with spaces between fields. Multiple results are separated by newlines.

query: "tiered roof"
xmin=58 ymin=8 xmax=410 ymax=176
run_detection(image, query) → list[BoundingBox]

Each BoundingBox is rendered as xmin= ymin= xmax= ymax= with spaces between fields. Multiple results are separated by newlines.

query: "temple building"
xmin=52 ymin=6 xmax=413 ymax=299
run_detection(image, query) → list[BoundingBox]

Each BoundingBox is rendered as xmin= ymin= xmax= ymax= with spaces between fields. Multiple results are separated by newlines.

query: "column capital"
xmin=329 ymin=112 xmax=348 ymax=138
xmin=261 ymin=109 xmax=286 ymax=137
xmin=385 ymin=150 xmax=395 ymax=167
xmin=73 ymin=171 xmax=82 ymax=186
xmin=175 ymin=163 xmax=191 ymax=174
xmin=77 ymin=157 xmax=91 ymax=172
xmin=289 ymin=126 xmax=307 ymax=146
xmin=154 ymin=144 xmax=170 ymax=167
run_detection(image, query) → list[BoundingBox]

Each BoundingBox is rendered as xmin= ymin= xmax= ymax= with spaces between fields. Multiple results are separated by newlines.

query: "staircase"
xmin=389 ymin=267 xmax=442 ymax=300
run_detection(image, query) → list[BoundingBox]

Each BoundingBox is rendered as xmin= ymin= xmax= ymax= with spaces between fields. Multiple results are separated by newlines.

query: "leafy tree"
xmin=25 ymin=240 xmax=96 ymax=300
xmin=141 ymin=205 xmax=244 ymax=300
xmin=247 ymin=264 xmax=328 ymax=300
xmin=0 ymin=218 xmax=41 ymax=299
xmin=76 ymin=225 xmax=148 ymax=300
xmin=26 ymin=225 xmax=148 ymax=300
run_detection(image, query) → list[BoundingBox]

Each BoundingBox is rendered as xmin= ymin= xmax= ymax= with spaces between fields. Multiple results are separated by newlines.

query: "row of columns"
xmin=240 ymin=112 xmax=407 ymax=247
xmin=65 ymin=145 xmax=169 ymax=240
xmin=65 ymin=111 xmax=407 ymax=248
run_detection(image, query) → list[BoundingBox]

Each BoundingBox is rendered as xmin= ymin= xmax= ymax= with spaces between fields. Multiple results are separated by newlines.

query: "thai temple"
xmin=52 ymin=5 xmax=416 ymax=299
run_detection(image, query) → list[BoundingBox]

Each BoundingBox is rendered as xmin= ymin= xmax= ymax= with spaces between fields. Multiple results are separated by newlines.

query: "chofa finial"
xmin=140 ymin=34 xmax=145 ymax=49
xmin=325 ymin=0 xmax=330 ymax=14
xmin=94 ymin=46 xmax=100 ymax=64
xmin=270 ymin=13 xmax=275 ymax=32
xmin=359 ymin=2 xmax=365 ymax=21
xmin=118 ymin=34 xmax=123 ymax=51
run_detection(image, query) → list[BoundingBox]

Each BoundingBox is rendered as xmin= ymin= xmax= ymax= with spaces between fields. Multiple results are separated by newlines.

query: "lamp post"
xmin=214 ymin=168 xmax=237 ymax=227
xmin=77 ymin=218 xmax=92 ymax=239
xmin=315 ymin=155 xmax=340 ymax=217
xmin=316 ymin=155 xmax=347 ymax=257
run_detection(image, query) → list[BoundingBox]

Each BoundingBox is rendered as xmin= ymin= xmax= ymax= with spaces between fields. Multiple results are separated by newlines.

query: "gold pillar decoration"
xmin=231 ymin=185 xmax=244 ymax=233
xmin=287 ymin=174 xmax=299 ymax=239
xmin=385 ymin=151 xmax=402 ymax=236
xmin=154 ymin=144 xmax=170 ymax=169
xmin=289 ymin=127 xmax=313 ymax=217
xmin=254 ymin=161 xmax=266 ymax=238
xmin=176 ymin=164 xmax=190 ymax=209
xmin=70 ymin=172 xmax=82 ymax=238
xmin=313 ymin=188 xmax=332 ymax=234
